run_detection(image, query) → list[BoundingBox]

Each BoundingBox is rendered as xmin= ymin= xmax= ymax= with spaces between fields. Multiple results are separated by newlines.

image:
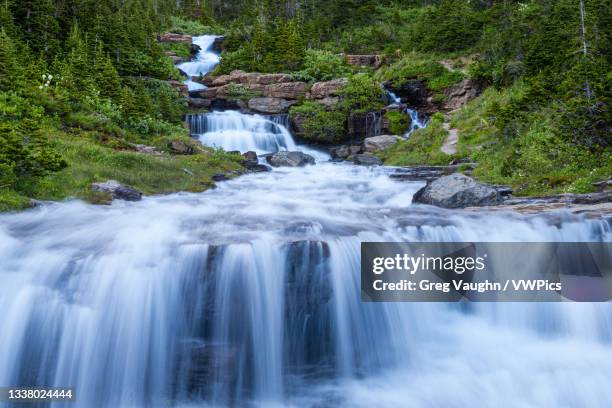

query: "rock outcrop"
xmin=247 ymin=97 xmax=295 ymax=114
xmin=443 ymin=79 xmax=482 ymax=111
xmin=412 ymin=173 xmax=502 ymax=208
xmin=91 ymin=180 xmax=142 ymax=201
xmin=167 ymin=140 xmax=196 ymax=155
xmin=157 ymin=33 xmax=192 ymax=44
xmin=266 ymin=151 xmax=315 ymax=167
xmin=345 ymin=54 xmax=383 ymax=69
xmin=308 ymin=79 xmax=347 ymax=99
xmin=363 ymin=135 xmax=400 ymax=152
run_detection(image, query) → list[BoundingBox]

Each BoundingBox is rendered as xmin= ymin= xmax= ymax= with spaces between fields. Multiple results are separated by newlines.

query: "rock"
xmin=167 ymin=140 xmax=195 ymax=155
xmin=169 ymin=55 xmax=188 ymax=64
xmin=347 ymin=111 xmax=383 ymax=138
xmin=345 ymin=54 xmax=383 ymax=69
xmin=262 ymin=82 xmax=308 ymax=99
xmin=308 ymin=78 xmax=348 ymax=99
xmin=316 ymin=96 xmax=340 ymax=109
xmin=390 ymin=80 xmax=428 ymax=107
xmin=167 ymin=80 xmax=189 ymax=98
xmin=128 ymin=143 xmax=162 ymax=155
xmin=352 ymin=154 xmax=383 ymax=166
xmin=193 ymin=75 xmax=216 ymax=87
xmin=212 ymin=173 xmax=230 ymax=182
xmin=157 ymin=32 xmax=192 ymax=44
xmin=330 ymin=145 xmax=350 ymax=160
xmin=593 ymin=178 xmax=612 ymax=192
xmin=210 ymin=98 xmax=248 ymax=111
xmin=190 ymin=43 xmax=202 ymax=55
xmin=188 ymin=98 xmax=212 ymax=109
xmin=242 ymin=151 xmax=258 ymax=162
xmin=212 ymin=36 xmax=225 ymax=52
xmin=247 ymin=97 xmax=295 ymax=114
xmin=443 ymin=79 xmax=482 ymax=111
xmin=363 ymin=135 xmax=400 ymax=152
xmin=266 ymin=151 xmax=315 ymax=167
xmin=412 ymin=173 xmax=502 ymax=208
xmin=190 ymin=87 xmax=217 ymax=99
xmin=212 ymin=71 xmax=292 ymax=87
xmin=289 ymin=113 xmax=307 ymax=137
xmin=91 ymin=180 xmax=142 ymax=201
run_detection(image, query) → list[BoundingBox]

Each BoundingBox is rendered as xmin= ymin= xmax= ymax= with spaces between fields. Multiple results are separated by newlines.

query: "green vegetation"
xmin=376 ymin=113 xmax=452 ymax=166
xmin=299 ymin=50 xmax=351 ymax=82
xmin=385 ymin=111 xmax=410 ymax=135
xmin=450 ymin=84 xmax=611 ymax=195
xmin=289 ymin=102 xmax=345 ymax=144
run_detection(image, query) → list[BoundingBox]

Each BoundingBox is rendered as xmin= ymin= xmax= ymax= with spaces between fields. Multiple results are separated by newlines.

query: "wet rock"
xmin=167 ymin=140 xmax=196 ymax=155
xmin=593 ymin=178 xmax=612 ymax=192
xmin=157 ymin=32 xmax=192 ymax=44
xmin=188 ymin=98 xmax=212 ymax=109
xmin=363 ymin=135 xmax=400 ymax=152
xmin=412 ymin=173 xmax=502 ymax=208
xmin=390 ymin=80 xmax=428 ymax=107
xmin=247 ymin=97 xmax=295 ymax=114
xmin=330 ymin=145 xmax=362 ymax=160
xmin=266 ymin=151 xmax=315 ymax=167
xmin=212 ymin=173 xmax=230 ymax=182
xmin=443 ymin=79 xmax=482 ymax=111
xmin=289 ymin=112 xmax=307 ymax=137
xmin=242 ymin=151 xmax=258 ymax=162
xmin=190 ymin=43 xmax=202 ymax=55
xmin=91 ymin=180 xmax=142 ymax=201
xmin=345 ymin=54 xmax=383 ymax=69
xmin=347 ymin=111 xmax=383 ymax=138
xmin=211 ymin=36 xmax=225 ymax=53
xmin=189 ymin=87 xmax=217 ymax=99
xmin=210 ymin=98 xmax=248 ymax=111
xmin=308 ymin=78 xmax=348 ymax=99
xmin=352 ymin=154 xmax=383 ymax=166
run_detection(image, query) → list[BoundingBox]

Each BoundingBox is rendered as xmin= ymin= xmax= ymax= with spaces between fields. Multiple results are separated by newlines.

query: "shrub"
xmin=339 ymin=73 xmax=385 ymax=114
xmin=300 ymin=49 xmax=351 ymax=81
xmin=385 ymin=111 xmax=410 ymax=135
xmin=289 ymin=102 xmax=346 ymax=144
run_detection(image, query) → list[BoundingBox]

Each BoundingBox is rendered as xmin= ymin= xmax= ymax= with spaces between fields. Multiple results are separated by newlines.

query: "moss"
xmin=289 ymin=102 xmax=346 ymax=144
xmin=377 ymin=113 xmax=454 ymax=165
xmin=385 ymin=111 xmax=410 ymax=135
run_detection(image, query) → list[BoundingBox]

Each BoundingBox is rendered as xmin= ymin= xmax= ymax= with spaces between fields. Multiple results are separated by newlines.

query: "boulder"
xmin=443 ymin=79 xmax=482 ymax=111
xmin=157 ymin=33 xmax=192 ymax=44
xmin=330 ymin=145 xmax=362 ymax=160
xmin=352 ymin=154 xmax=383 ymax=166
xmin=289 ymin=113 xmax=307 ymax=137
xmin=309 ymin=78 xmax=348 ymax=99
xmin=266 ymin=151 xmax=315 ymax=167
xmin=188 ymin=98 xmax=212 ymax=109
xmin=412 ymin=173 xmax=502 ymax=208
xmin=211 ymin=36 xmax=225 ymax=53
xmin=363 ymin=135 xmax=400 ymax=152
xmin=167 ymin=140 xmax=195 ymax=155
xmin=345 ymin=54 xmax=383 ymax=69
xmin=128 ymin=143 xmax=162 ymax=155
xmin=189 ymin=87 xmax=217 ymax=99
xmin=316 ymin=96 xmax=340 ymax=109
xmin=91 ymin=180 xmax=142 ymax=201
xmin=190 ymin=43 xmax=202 ymax=55
xmin=247 ymin=97 xmax=295 ymax=114
xmin=167 ymin=80 xmax=189 ymax=98
xmin=262 ymin=82 xmax=308 ymax=99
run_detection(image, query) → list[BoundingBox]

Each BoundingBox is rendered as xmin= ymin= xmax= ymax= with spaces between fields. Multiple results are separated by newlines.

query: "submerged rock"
xmin=91 ymin=180 xmax=142 ymax=201
xmin=413 ymin=173 xmax=502 ymax=208
xmin=363 ymin=135 xmax=400 ymax=152
xmin=266 ymin=151 xmax=315 ymax=167
xmin=352 ymin=154 xmax=383 ymax=166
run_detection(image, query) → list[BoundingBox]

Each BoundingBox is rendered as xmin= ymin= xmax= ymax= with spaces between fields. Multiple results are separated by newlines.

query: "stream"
xmin=0 ymin=34 xmax=611 ymax=408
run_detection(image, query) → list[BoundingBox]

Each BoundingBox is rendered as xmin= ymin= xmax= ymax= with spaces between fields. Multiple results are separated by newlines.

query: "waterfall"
xmin=406 ymin=108 xmax=427 ymax=136
xmin=178 ymin=35 xmax=221 ymax=91
xmin=0 ymin=162 xmax=611 ymax=407
xmin=365 ymin=111 xmax=383 ymax=138
xmin=189 ymin=110 xmax=297 ymax=154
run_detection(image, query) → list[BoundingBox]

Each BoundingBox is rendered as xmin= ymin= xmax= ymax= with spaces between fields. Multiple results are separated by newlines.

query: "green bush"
xmin=339 ymin=73 xmax=385 ymax=114
xmin=385 ymin=111 xmax=410 ymax=135
xmin=289 ymin=102 xmax=346 ymax=144
xmin=299 ymin=49 xmax=351 ymax=81
xmin=376 ymin=53 xmax=464 ymax=92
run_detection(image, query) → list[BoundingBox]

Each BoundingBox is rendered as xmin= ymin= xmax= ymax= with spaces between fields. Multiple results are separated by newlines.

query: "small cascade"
xmin=177 ymin=35 xmax=221 ymax=91
xmin=190 ymin=110 xmax=297 ymax=154
xmin=385 ymin=89 xmax=427 ymax=138
xmin=365 ymin=111 xmax=383 ymax=138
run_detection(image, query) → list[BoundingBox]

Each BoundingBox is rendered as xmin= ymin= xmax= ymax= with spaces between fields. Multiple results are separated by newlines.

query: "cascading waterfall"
xmin=1 ymin=32 xmax=611 ymax=408
xmin=189 ymin=110 xmax=298 ymax=154
xmin=385 ymin=89 xmax=427 ymax=137
xmin=178 ymin=35 xmax=221 ymax=91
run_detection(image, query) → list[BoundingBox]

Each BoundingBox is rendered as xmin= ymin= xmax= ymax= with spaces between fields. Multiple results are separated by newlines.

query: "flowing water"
xmin=385 ymin=90 xmax=427 ymax=137
xmin=0 ymin=37 xmax=611 ymax=408
xmin=178 ymin=35 xmax=221 ymax=91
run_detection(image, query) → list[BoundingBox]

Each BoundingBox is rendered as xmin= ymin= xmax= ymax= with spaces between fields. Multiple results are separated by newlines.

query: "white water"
xmin=1 ymin=37 xmax=611 ymax=408
xmin=386 ymin=90 xmax=427 ymax=137
xmin=177 ymin=35 xmax=221 ymax=91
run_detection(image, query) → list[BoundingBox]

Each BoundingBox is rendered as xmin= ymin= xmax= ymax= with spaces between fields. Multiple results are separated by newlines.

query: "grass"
xmin=13 ymin=130 xmax=243 ymax=207
xmin=376 ymin=113 xmax=455 ymax=165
